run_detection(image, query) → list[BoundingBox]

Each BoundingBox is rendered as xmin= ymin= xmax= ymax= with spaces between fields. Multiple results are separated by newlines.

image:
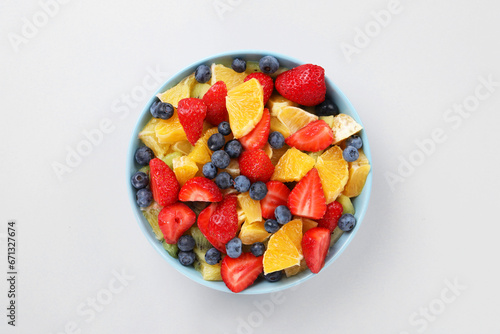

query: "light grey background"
xmin=1 ymin=0 xmax=500 ymax=333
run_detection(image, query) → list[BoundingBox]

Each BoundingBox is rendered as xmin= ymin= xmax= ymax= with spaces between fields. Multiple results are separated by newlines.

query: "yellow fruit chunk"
xmin=270 ymin=144 xmax=290 ymax=166
xmin=263 ymin=227 xmax=303 ymax=274
xmin=154 ymin=110 xmax=188 ymax=145
xmin=331 ymin=114 xmax=363 ymax=144
xmin=173 ymin=156 xmax=198 ymax=186
xmin=172 ymin=140 xmax=193 ymax=155
xmin=237 ymin=207 xmax=246 ymax=227
xmin=300 ymin=218 xmax=318 ymax=234
xmin=271 ymin=147 xmax=315 ymax=182
xmin=193 ymin=248 xmax=222 ymax=281
xmin=157 ymin=74 xmax=196 ymax=107
xmin=284 ymin=259 xmax=307 ymax=277
xmin=315 ymin=146 xmax=349 ymax=204
xmin=191 ymin=82 xmax=211 ymax=98
xmin=308 ymin=150 xmax=324 ymax=162
xmin=139 ymin=118 xmax=171 ymax=158
xmin=237 ymin=192 xmax=262 ymax=224
xmin=270 ymin=116 xmax=291 ymax=138
xmin=267 ymin=93 xmax=298 ymax=116
xmin=343 ymin=150 xmax=371 ymax=198
xmin=225 ymin=159 xmax=240 ymax=178
xmin=239 ymin=220 xmax=270 ymax=245
xmin=263 ymin=143 xmax=273 ymax=159
xmin=277 ymin=106 xmax=318 ymax=135
xmin=281 ymin=219 xmax=303 ymax=254
xmin=319 ymin=115 xmax=335 ymax=128
xmin=226 ymin=78 xmax=264 ymax=138
xmin=187 ymin=128 xmax=219 ymax=164
xmin=210 ymin=63 xmax=247 ymax=90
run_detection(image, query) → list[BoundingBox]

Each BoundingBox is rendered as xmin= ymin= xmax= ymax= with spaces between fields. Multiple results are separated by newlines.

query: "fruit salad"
xmin=131 ymin=55 xmax=371 ymax=293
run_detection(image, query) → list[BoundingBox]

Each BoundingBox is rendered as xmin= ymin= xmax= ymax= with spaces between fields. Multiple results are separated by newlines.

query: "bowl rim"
xmin=126 ymin=50 xmax=372 ymax=295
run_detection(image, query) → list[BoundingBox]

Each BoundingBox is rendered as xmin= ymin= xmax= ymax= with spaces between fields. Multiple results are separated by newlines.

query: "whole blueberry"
xmin=218 ymin=121 xmax=232 ymax=136
xmin=202 ymin=162 xmax=217 ymax=179
xmin=208 ymin=133 xmax=226 ymax=151
xmin=224 ymin=139 xmax=242 ymax=159
xmin=136 ymin=188 xmax=153 ymax=207
xmin=231 ymin=58 xmax=247 ymax=73
xmin=338 ymin=214 xmax=356 ymax=232
xmin=250 ymin=242 xmax=265 ymax=257
xmin=225 ymin=237 xmax=242 ymax=258
xmin=234 ymin=175 xmax=251 ymax=192
xmin=131 ymin=171 xmax=149 ymax=189
xmin=275 ymin=205 xmax=291 ymax=225
xmin=346 ymin=135 xmax=363 ymax=149
xmin=178 ymin=251 xmax=196 ymax=266
xmin=135 ymin=146 xmax=154 ymax=166
xmin=268 ymin=131 xmax=285 ymax=149
xmin=343 ymin=146 xmax=359 ymax=162
xmin=264 ymin=219 xmax=280 ymax=233
xmin=177 ymin=235 xmax=195 ymax=252
xmin=205 ymin=247 xmax=222 ymax=265
xmin=249 ymin=181 xmax=268 ymax=200
xmin=195 ymin=64 xmax=211 ymax=83
xmin=259 ymin=56 xmax=279 ymax=75
xmin=264 ymin=270 xmax=283 ymax=282
xmin=315 ymin=99 xmax=340 ymax=116
xmin=211 ymin=150 xmax=230 ymax=169
xmin=150 ymin=100 xmax=174 ymax=120
xmin=215 ymin=172 xmax=233 ymax=189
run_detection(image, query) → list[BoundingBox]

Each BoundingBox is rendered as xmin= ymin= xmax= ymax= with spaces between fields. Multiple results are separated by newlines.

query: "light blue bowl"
xmin=127 ymin=50 xmax=372 ymax=294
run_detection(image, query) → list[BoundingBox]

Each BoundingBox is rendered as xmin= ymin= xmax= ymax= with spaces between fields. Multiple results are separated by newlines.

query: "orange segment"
xmin=266 ymin=93 xmax=298 ymax=116
xmin=154 ymin=110 xmax=188 ymax=145
xmin=270 ymin=144 xmax=290 ymax=166
xmin=263 ymin=228 xmax=302 ymax=274
xmin=173 ymin=156 xmax=198 ymax=186
xmin=270 ymin=116 xmax=291 ymax=138
xmin=284 ymin=259 xmax=307 ymax=277
xmin=342 ymin=150 xmax=370 ymax=197
xmin=237 ymin=192 xmax=262 ymax=224
xmin=187 ymin=128 xmax=219 ymax=164
xmin=139 ymin=118 xmax=171 ymax=158
xmin=225 ymin=159 xmax=240 ymax=178
xmin=271 ymin=147 xmax=316 ymax=182
xmin=172 ymin=140 xmax=193 ymax=155
xmin=226 ymin=78 xmax=264 ymax=138
xmin=239 ymin=220 xmax=270 ymax=245
xmin=157 ymin=74 xmax=196 ymax=108
xmin=210 ymin=63 xmax=247 ymax=90
xmin=276 ymin=106 xmax=318 ymax=135
xmin=281 ymin=219 xmax=303 ymax=254
xmin=300 ymin=218 xmax=318 ymax=234
xmin=315 ymin=146 xmax=349 ymax=203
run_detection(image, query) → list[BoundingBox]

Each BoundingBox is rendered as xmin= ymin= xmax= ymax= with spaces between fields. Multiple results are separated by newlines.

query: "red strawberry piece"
xmin=275 ymin=64 xmax=326 ymax=106
xmin=221 ymin=253 xmax=263 ymax=293
xmin=287 ymin=168 xmax=326 ymax=219
xmin=285 ymin=120 xmax=333 ymax=152
xmin=149 ymin=158 xmax=180 ymax=206
xmin=178 ymin=177 xmax=223 ymax=202
xmin=158 ymin=202 xmax=196 ymax=244
xmin=202 ymin=81 xmax=229 ymax=126
xmin=197 ymin=195 xmax=239 ymax=253
xmin=239 ymin=108 xmax=271 ymax=151
xmin=302 ymin=227 xmax=331 ymax=274
xmin=177 ymin=98 xmax=207 ymax=145
xmin=238 ymin=149 xmax=275 ymax=183
xmin=260 ymin=181 xmax=291 ymax=219
xmin=317 ymin=201 xmax=343 ymax=232
xmin=244 ymin=73 xmax=274 ymax=104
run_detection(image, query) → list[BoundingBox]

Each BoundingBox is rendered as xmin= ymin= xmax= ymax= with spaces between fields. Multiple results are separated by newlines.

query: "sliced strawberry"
xmin=239 ymin=108 xmax=270 ymax=150
xmin=197 ymin=195 xmax=239 ymax=253
xmin=238 ymin=149 xmax=275 ymax=183
xmin=177 ymin=98 xmax=207 ymax=145
xmin=221 ymin=253 xmax=263 ymax=293
xmin=317 ymin=201 xmax=343 ymax=232
xmin=275 ymin=64 xmax=326 ymax=106
xmin=178 ymin=177 xmax=223 ymax=202
xmin=149 ymin=158 xmax=179 ymax=206
xmin=260 ymin=181 xmax=291 ymax=219
xmin=287 ymin=168 xmax=326 ymax=219
xmin=302 ymin=227 xmax=331 ymax=274
xmin=285 ymin=120 xmax=333 ymax=152
xmin=158 ymin=202 xmax=196 ymax=244
xmin=202 ymin=81 xmax=228 ymax=126
xmin=244 ymin=73 xmax=274 ymax=104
